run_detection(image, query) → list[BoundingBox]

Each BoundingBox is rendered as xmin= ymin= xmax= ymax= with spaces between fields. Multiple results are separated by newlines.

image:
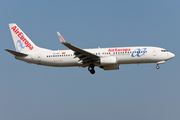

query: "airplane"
xmin=5 ymin=23 xmax=175 ymax=74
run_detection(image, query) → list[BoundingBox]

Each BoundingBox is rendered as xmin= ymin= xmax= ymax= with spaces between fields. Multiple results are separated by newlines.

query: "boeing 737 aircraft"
xmin=5 ymin=23 xmax=175 ymax=74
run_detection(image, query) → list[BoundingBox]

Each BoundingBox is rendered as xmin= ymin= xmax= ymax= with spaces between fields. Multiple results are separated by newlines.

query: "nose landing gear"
xmin=88 ymin=64 xmax=95 ymax=74
xmin=156 ymin=64 xmax=160 ymax=69
xmin=156 ymin=61 xmax=165 ymax=69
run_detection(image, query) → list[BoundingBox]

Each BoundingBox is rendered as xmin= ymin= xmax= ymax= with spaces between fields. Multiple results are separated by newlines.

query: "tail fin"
xmin=9 ymin=23 xmax=39 ymax=53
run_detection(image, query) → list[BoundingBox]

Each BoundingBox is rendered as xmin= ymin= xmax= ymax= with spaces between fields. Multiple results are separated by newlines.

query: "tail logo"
xmin=11 ymin=26 xmax=33 ymax=50
xmin=16 ymin=40 xmax=26 ymax=52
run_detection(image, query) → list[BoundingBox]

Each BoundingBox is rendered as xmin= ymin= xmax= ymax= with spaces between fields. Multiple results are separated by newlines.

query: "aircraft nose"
xmin=169 ymin=52 xmax=175 ymax=59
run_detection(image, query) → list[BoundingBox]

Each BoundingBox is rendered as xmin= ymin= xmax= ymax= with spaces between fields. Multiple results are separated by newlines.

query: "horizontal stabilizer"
xmin=5 ymin=49 xmax=28 ymax=57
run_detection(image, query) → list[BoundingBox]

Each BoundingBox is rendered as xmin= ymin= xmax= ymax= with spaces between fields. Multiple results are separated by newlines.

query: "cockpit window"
xmin=161 ymin=50 xmax=168 ymax=52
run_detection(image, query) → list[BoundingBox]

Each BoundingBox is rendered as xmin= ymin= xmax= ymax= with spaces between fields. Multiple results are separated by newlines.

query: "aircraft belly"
xmin=35 ymin=55 xmax=80 ymax=67
xmin=54 ymin=58 xmax=79 ymax=67
xmin=55 ymin=60 xmax=79 ymax=66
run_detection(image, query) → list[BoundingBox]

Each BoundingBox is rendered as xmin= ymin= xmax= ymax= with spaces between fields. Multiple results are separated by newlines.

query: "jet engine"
xmin=100 ymin=56 xmax=117 ymax=65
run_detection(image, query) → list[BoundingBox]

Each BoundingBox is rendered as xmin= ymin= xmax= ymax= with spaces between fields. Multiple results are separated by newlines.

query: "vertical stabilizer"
xmin=9 ymin=23 xmax=40 ymax=53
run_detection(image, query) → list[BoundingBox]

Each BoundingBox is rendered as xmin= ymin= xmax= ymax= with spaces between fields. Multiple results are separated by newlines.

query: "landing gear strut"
xmin=156 ymin=61 xmax=165 ymax=69
xmin=88 ymin=64 xmax=95 ymax=74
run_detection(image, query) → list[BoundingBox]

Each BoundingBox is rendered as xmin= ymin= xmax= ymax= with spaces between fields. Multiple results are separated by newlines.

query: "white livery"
xmin=6 ymin=23 xmax=175 ymax=74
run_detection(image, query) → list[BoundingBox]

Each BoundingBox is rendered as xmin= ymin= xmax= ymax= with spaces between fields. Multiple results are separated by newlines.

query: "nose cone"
xmin=169 ymin=52 xmax=175 ymax=59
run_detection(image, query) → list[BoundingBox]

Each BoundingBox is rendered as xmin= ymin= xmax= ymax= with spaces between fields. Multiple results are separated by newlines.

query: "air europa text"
xmin=11 ymin=26 xmax=33 ymax=50
xmin=108 ymin=48 xmax=131 ymax=52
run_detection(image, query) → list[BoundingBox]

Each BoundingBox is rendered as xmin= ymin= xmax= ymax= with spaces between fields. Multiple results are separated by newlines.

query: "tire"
xmin=90 ymin=70 xmax=95 ymax=74
xmin=88 ymin=66 xmax=92 ymax=71
xmin=156 ymin=65 xmax=160 ymax=69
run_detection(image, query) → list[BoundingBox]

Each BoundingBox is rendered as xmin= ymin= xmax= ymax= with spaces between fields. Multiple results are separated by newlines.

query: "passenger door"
xmin=153 ymin=49 xmax=157 ymax=56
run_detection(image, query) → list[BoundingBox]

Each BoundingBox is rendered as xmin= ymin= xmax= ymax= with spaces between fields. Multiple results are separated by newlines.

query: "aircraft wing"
xmin=57 ymin=32 xmax=100 ymax=64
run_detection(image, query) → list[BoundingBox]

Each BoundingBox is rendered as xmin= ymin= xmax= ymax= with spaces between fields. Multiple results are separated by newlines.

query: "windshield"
xmin=161 ymin=50 xmax=168 ymax=52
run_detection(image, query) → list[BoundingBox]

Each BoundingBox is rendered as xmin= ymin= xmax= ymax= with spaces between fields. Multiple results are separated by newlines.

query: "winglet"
xmin=57 ymin=32 xmax=66 ymax=43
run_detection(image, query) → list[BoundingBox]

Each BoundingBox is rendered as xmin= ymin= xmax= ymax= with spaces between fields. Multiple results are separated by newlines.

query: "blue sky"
xmin=0 ymin=0 xmax=180 ymax=120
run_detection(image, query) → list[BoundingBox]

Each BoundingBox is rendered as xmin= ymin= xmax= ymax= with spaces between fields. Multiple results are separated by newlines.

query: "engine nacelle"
xmin=100 ymin=56 xmax=117 ymax=65
xmin=102 ymin=64 xmax=120 ymax=70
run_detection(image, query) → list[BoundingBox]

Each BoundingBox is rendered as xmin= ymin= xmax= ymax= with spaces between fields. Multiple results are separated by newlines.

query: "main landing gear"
xmin=88 ymin=64 xmax=95 ymax=74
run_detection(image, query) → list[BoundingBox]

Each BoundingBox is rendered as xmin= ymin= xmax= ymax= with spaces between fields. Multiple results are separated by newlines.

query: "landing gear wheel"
xmin=88 ymin=66 xmax=93 ymax=71
xmin=90 ymin=69 xmax=95 ymax=74
xmin=156 ymin=65 xmax=160 ymax=69
xmin=88 ymin=64 xmax=95 ymax=74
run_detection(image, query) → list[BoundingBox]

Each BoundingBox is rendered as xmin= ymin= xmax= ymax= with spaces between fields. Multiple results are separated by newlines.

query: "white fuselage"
xmin=16 ymin=46 xmax=175 ymax=67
